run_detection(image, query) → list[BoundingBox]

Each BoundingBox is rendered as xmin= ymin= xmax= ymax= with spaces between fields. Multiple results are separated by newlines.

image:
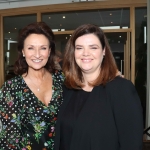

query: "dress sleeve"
xmin=108 ymin=79 xmax=143 ymax=150
xmin=0 ymin=81 xmax=23 ymax=150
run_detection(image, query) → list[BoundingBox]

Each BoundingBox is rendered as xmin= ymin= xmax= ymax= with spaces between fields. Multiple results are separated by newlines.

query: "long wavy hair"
xmin=14 ymin=22 xmax=56 ymax=75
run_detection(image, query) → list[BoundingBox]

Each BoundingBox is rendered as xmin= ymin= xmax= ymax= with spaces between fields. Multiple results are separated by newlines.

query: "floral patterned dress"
xmin=0 ymin=70 xmax=64 ymax=150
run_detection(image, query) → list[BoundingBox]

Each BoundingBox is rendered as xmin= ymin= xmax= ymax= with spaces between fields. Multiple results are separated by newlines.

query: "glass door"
xmin=105 ymin=32 xmax=131 ymax=79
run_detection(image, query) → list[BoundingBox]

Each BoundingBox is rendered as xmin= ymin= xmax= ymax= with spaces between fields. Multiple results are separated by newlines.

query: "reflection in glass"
xmin=42 ymin=8 xmax=130 ymax=31
xmin=135 ymin=7 xmax=147 ymax=127
xmin=3 ymin=14 xmax=36 ymax=80
xmin=106 ymin=32 xmax=127 ymax=75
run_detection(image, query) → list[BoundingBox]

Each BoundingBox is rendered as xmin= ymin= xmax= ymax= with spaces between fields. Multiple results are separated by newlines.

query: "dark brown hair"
xmin=63 ymin=24 xmax=118 ymax=89
xmin=14 ymin=22 xmax=56 ymax=75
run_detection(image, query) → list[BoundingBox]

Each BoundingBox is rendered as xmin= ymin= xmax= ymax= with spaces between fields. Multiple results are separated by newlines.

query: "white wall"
xmin=0 ymin=0 xmax=75 ymax=10
xmin=0 ymin=0 xmax=108 ymax=10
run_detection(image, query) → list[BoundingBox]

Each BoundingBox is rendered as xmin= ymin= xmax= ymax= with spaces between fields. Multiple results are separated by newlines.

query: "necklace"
xmin=28 ymin=74 xmax=45 ymax=92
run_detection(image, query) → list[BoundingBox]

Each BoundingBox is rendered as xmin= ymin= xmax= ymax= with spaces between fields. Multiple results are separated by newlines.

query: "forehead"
xmin=24 ymin=34 xmax=49 ymax=45
xmin=75 ymin=33 xmax=100 ymax=44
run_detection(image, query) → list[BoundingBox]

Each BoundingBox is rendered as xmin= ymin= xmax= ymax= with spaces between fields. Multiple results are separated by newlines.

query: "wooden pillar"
xmin=0 ymin=15 xmax=4 ymax=87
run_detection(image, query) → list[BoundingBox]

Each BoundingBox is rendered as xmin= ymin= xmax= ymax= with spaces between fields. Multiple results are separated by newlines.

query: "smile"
xmin=32 ymin=59 xmax=42 ymax=62
xmin=82 ymin=59 xmax=92 ymax=62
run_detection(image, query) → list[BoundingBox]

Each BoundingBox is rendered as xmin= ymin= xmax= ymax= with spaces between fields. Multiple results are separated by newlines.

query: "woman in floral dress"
xmin=0 ymin=22 xmax=64 ymax=150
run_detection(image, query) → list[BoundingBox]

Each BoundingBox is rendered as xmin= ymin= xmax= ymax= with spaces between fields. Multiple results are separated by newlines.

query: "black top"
xmin=60 ymin=90 xmax=90 ymax=150
xmin=54 ymin=77 xmax=143 ymax=150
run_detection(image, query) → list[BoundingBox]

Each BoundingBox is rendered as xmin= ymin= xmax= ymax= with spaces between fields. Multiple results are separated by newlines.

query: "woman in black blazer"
xmin=54 ymin=24 xmax=143 ymax=150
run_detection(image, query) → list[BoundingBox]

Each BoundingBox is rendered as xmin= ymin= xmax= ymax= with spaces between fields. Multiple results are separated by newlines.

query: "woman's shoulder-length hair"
xmin=14 ymin=21 xmax=56 ymax=75
xmin=63 ymin=24 xmax=118 ymax=89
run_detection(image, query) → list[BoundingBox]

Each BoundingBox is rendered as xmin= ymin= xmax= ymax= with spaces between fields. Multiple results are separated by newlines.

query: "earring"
xmin=23 ymin=54 xmax=25 ymax=57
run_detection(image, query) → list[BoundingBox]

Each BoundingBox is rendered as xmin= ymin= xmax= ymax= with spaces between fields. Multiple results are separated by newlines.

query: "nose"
xmin=34 ymin=48 xmax=41 ymax=58
xmin=82 ymin=48 xmax=89 ymax=56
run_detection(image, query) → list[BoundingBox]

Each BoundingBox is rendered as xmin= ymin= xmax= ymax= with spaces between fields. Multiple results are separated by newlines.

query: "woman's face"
xmin=22 ymin=34 xmax=50 ymax=71
xmin=74 ymin=33 xmax=105 ymax=76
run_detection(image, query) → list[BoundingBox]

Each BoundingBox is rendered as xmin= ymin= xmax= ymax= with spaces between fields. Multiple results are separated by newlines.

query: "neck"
xmin=26 ymin=68 xmax=47 ymax=81
xmin=82 ymin=70 xmax=100 ymax=91
xmin=82 ymin=71 xmax=100 ymax=84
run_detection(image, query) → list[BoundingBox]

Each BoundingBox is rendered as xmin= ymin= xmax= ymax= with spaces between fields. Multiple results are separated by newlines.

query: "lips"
xmin=81 ymin=59 xmax=92 ymax=62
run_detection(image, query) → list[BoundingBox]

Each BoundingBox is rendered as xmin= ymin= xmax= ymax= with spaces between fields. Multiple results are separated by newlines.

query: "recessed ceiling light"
xmin=15 ymin=28 xmax=17 ymax=29
xmin=63 ymin=16 xmax=65 ymax=19
xmin=60 ymin=24 xmax=62 ymax=26
xmin=118 ymin=41 xmax=120 ymax=43
xmin=111 ymin=22 xmax=113 ymax=24
xmin=119 ymin=36 xmax=121 ymax=38
xmin=70 ymin=35 xmax=71 ymax=36
xmin=10 ymin=38 xmax=11 ymax=39
xmin=49 ymin=17 xmax=51 ymax=19
xmin=66 ymin=37 xmax=68 ymax=39
xmin=110 ymin=13 xmax=112 ymax=16
xmin=8 ymin=32 xmax=10 ymax=33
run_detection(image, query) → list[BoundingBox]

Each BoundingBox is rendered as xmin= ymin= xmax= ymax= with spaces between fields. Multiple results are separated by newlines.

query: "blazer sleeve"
xmin=106 ymin=78 xmax=143 ymax=150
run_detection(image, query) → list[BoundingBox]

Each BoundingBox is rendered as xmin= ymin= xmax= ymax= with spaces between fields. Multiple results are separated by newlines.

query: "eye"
xmin=28 ymin=47 xmax=33 ymax=50
xmin=91 ymin=47 xmax=98 ymax=50
xmin=41 ymin=47 xmax=47 ymax=50
xmin=75 ymin=47 xmax=82 ymax=50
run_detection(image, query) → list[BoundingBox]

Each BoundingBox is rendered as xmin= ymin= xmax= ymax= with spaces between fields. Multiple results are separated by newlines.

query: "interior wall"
xmin=0 ymin=0 xmax=73 ymax=10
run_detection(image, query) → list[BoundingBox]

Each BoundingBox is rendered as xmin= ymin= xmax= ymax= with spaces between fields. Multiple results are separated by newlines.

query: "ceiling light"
xmin=63 ymin=16 xmax=65 ymax=19
xmin=119 ymin=36 xmax=121 ymax=38
xmin=111 ymin=22 xmax=113 ymax=24
xmin=118 ymin=41 xmax=120 ymax=43
xmin=70 ymin=35 xmax=71 ymax=36
xmin=52 ymin=29 xmax=59 ymax=32
xmin=10 ymin=38 xmax=11 ymax=39
xmin=49 ymin=17 xmax=51 ymax=19
xmin=66 ymin=37 xmax=68 ymax=39
xmin=110 ymin=13 xmax=112 ymax=16
xmin=60 ymin=24 xmax=62 ymax=26
xmin=8 ymin=32 xmax=10 ymax=33
xmin=100 ymin=26 xmax=120 ymax=29
xmin=122 ymin=26 xmax=128 ymax=29
xmin=15 ymin=28 xmax=17 ymax=29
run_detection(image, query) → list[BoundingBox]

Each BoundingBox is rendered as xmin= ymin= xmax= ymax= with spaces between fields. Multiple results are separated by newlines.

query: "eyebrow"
xmin=26 ymin=44 xmax=49 ymax=47
xmin=75 ymin=44 xmax=100 ymax=47
xmin=89 ymin=44 xmax=100 ymax=47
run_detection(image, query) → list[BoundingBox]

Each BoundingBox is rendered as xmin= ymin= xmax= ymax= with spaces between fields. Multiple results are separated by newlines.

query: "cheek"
xmin=43 ymin=51 xmax=50 ymax=58
xmin=74 ymin=50 xmax=81 ymax=59
xmin=93 ymin=52 xmax=103 ymax=61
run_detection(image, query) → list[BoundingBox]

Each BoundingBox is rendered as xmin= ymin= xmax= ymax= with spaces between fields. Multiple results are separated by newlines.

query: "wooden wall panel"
xmin=0 ymin=15 xmax=4 ymax=87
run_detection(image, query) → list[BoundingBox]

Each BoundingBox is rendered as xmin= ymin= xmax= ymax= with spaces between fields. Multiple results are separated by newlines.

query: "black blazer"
xmin=54 ymin=77 xmax=143 ymax=150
